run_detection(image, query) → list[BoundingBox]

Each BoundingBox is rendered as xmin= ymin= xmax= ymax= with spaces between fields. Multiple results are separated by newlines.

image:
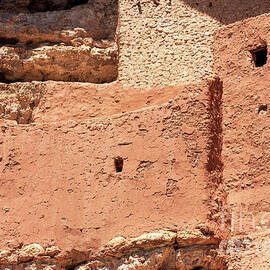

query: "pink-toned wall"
xmin=214 ymin=14 xmax=270 ymax=269
xmin=0 ymin=82 xmax=212 ymax=256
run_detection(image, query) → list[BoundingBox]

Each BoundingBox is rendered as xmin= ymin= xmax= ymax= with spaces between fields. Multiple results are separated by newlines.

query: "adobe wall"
xmin=118 ymin=0 xmax=270 ymax=87
xmin=0 ymin=81 xmax=209 ymax=123
xmin=1 ymin=0 xmax=270 ymax=268
xmin=0 ymin=81 xmax=184 ymax=123
xmin=214 ymin=14 xmax=270 ymax=269
xmin=0 ymin=81 xmax=226 ymax=268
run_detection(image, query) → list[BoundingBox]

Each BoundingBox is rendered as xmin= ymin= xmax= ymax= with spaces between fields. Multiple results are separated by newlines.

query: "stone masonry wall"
xmin=118 ymin=0 xmax=270 ymax=87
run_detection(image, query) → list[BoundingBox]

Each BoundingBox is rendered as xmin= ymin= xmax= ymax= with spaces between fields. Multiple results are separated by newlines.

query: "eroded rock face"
xmin=0 ymin=42 xmax=117 ymax=83
xmin=0 ymin=230 xmax=227 ymax=270
xmin=0 ymin=0 xmax=118 ymax=83
xmin=0 ymin=82 xmax=45 ymax=124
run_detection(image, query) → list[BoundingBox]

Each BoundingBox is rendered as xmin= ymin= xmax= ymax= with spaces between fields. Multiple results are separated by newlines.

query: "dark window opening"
xmin=258 ymin=104 xmax=268 ymax=114
xmin=114 ymin=157 xmax=123 ymax=173
xmin=251 ymin=46 xmax=268 ymax=67
xmin=209 ymin=2 xmax=213 ymax=7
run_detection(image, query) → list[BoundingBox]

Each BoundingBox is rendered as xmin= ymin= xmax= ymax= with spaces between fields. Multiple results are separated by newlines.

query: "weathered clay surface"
xmin=0 ymin=0 xmax=270 ymax=269
xmin=0 ymin=81 xmax=211 ymax=123
xmin=214 ymin=14 xmax=270 ymax=269
xmin=0 ymin=94 xmax=211 ymax=247
xmin=0 ymin=79 xmax=230 ymax=269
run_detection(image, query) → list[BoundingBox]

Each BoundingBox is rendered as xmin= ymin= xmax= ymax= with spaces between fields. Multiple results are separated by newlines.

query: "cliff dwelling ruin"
xmin=0 ymin=0 xmax=270 ymax=269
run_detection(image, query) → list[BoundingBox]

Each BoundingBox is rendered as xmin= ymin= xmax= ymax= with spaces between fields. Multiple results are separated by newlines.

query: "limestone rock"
xmin=177 ymin=229 xmax=219 ymax=247
xmin=0 ymin=0 xmax=118 ymax=83
xmin=44 ymin=245 xmax=61 ymax=257
xmin=18 ymin=243 xmax=45 ymax=262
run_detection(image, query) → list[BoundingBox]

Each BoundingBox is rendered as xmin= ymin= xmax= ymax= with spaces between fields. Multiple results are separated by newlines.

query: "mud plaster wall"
xmin=0 ymin=90 xmax=211 ymax=254
xmin=214 ymin=14 xmax=270 ymax=202
xmin=118 ymin=0 xmax=270 ymax=87
xmin=0 ymin=81 xmax=207 ymax=124
xmin=214 ymin=14 xmax=270 ymax=269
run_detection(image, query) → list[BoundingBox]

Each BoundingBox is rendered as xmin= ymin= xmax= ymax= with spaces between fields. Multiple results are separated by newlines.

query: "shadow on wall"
xmin=183 ymin=0 xmax=270 ymax=24
xmin=28 ymin=0 xmax=89 ymax=12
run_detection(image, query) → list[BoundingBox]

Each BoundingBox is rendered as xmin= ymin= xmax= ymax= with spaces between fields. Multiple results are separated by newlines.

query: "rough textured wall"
xmin=0 ymin=0 xmax=118 ymax=83
xmin=118 ymin=0 xmax=270 ymax=87
xmin=118 ymin=0 xmax=220 ymax=87
xmin=214 ymin=14 xmax=270 ymax=269
xmin=0 ymin=82 xmax=228 ymax=269
xmin=0 ymin=81 xmax=212 ymax=124
xmin=0 ymin=81 xmax=181 ymax=123
xmin=0 ymin=82 xmax=45 ymax=124
xmin=1 ymin=0 xmax=270 ymax=268
xmin=214 ymin=13 xmax=270 ymax=78
xmin=0 ymin=84 xmax=210 ymax=245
